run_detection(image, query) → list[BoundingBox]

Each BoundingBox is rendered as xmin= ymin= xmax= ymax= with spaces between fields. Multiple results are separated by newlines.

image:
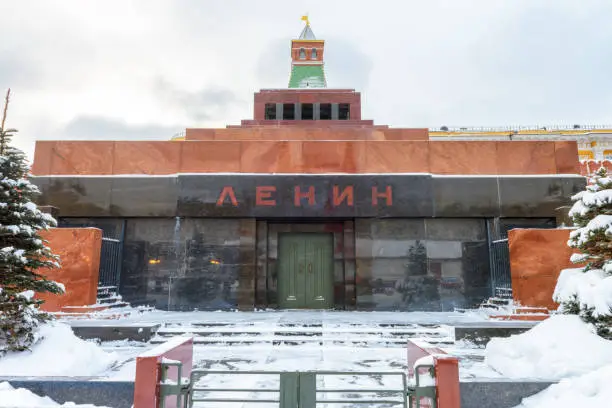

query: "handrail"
xmin=159 ymin=361 xmax=427 ymax=408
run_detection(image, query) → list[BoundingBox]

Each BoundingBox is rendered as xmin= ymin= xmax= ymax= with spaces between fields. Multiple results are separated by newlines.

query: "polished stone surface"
xmin=0 ymin=380 xmax=134 ymax=408
xmin=509 ymin=228 xmax=576 ymax=309
xmin=31 ymin=139 xmax=579 ymax=175
xmin=460 ymin=381 xmax=556 ymax=408
xmin=177 ymin=174 xmax=434 ymax=218
xmin=110 ymin=177 xmax=178 ymax=217
xmin=36 ymin=177 xmax=113 ymax=216
xmin=33 ymin=174 xmax=584 ymax=219
xmin=120 ymin=218 xmax=246 ymax=310
xmin=429 ymin=142 xmax=498 ymax=175
xmin=355 ymin=219 xmax=491 ymax=311
xmin=498 ymin=176 xmax=585 ymax=217
xmin=53 ymin=216 xmax=514 ymax=311
xmin=432 ymin=176 xmax=499 ymax=217
xmin=496 ymin=141 xmax=557 ymax=175
xmin=38 ymin=228 xmax=102 ymax=312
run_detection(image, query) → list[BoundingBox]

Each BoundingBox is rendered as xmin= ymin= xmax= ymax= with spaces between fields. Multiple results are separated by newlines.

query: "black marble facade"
xmin=32 ymin=174 xmax=585 ymax=218
xmin=43 ymin=173 xmax=581 ymax=311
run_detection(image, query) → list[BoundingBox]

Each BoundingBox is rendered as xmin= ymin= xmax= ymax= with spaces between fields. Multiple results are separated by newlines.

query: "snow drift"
xmin=0 ymin=322 xmax=117 ymax=376
xmin=513 ymin=364 xmax=612 ymax=408
xmin=485 ymin=315 xmax=612 ymax=379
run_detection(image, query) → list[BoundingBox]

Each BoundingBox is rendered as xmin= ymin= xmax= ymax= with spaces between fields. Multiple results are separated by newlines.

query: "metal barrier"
xmin=99 ymin=236 xmax=123 ymax=288
xmin=159 ymin=361 xmax=437 ymax=408
xmin=490 ymin=238 xmax=511 ymax=293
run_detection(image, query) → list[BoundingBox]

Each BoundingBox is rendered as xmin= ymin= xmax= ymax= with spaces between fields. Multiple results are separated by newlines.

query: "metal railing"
xmin=430 ymin=124 xmax=612 ymax=133
xmin=99 ymin=236 xmax=122 ymax=288
xmin=159 ymin=360 xmax=437 ymax=408
xmin=489 ymin=237 xmax=511 ymax=293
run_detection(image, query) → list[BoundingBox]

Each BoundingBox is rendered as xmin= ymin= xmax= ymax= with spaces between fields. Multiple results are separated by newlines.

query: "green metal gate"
xmin=159 ymin=361 xmax=436 ymax=408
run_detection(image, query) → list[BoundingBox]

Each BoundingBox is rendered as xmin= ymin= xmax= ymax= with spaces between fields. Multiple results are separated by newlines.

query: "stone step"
xmin=97 ymin=295 xmax=124 ymax=305
xmin=149 ymin=335 xmax=454 ymax=347
xmin=154 ymin=328 xmax=449 ymax=338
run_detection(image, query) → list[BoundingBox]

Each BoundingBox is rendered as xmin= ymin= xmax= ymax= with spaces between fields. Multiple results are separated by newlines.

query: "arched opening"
xmin=299 ymin=48 xmax=306 ymax=60
xmin=311 ymin=48 xmax=318 ymax=59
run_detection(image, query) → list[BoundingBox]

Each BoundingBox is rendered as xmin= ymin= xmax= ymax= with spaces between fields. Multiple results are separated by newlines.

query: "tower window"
xmin=320 ymin=103 xmax=332 ymax=120
xmin=311 ymin=48 xmax=318 ymax=60
xmin=283 ymin=103 xmax=295 ymax=120
xmin=265 ymin=103 xmax=276 ymax=120
xmin=339 ymin=104 xmax=350 ymax=120
xmin=299 ymin=48 xmax=306 ymax=60
xmin=301 ymin=103 xmax=314 ymax=120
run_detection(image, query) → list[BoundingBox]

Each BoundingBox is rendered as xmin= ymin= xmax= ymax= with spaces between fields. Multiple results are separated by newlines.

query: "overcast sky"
xmin=2 ymin=0 xmax=612 ymax=158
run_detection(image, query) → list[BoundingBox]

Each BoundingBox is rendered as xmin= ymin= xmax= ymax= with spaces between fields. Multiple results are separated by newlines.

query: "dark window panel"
xmin=283 ymin=103 xmax=295 ymax=120
xmin=339 ymin=103 xmax=350 ymax=120
xmin=301 ymin=103 xmax=314 ymax=120
xmin=265 ymin=103 xmax=276 ymax=120
xmin=320 ymin=103 xmax=332 ymax=120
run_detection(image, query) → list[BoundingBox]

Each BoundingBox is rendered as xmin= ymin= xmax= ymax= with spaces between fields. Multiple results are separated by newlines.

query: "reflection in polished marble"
xmin=355 ymin=219 xmax=490 ymax=312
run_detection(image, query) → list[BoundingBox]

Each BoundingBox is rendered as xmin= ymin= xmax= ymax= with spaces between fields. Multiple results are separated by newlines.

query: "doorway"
xmin=277 ymin=232 xmax=334 ymax=309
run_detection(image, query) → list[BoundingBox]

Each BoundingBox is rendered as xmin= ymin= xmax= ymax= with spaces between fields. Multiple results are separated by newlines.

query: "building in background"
xmin=430 ymin=126 xmax=612 ymax=169
xmin=30 ymin=20 xmax=585 ymax=312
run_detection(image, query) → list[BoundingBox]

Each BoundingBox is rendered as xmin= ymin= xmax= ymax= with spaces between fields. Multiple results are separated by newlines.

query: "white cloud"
xmin=1 ymin=0 xmax=612 ymax=158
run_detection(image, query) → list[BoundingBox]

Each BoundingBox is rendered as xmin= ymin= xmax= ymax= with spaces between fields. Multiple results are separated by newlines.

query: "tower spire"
xmin=288 ymin=17 xmax=326 ymax=88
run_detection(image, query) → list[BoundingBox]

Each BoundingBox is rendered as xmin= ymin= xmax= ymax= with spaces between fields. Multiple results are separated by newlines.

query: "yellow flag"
xmin=301 ymin=15 xmax=309 ymax=25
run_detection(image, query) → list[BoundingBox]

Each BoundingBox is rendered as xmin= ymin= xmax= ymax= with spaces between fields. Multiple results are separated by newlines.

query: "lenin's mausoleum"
xmin=30 ymin=21 xmax=588 ymax=315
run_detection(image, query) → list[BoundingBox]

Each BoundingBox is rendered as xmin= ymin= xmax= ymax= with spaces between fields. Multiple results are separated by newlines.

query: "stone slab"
xmin=0 ymin=379 xmax=134 ymax=408
xmin=454 ymin=324 xmax=537 ymax=345
xmin=69 ymin=323 xmax=160 ymax=342
xmin=32 ymin=174 xmax=584 ymax=219
xmin=460 ymin=380 xmax=555 ymax=408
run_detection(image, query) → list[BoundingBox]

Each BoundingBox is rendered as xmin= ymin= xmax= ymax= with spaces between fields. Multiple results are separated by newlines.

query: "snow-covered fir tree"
xmin=0 ymin=89 xmax=63 ymax=353
xmin=554 ymin=167 xmax=612 ymax=339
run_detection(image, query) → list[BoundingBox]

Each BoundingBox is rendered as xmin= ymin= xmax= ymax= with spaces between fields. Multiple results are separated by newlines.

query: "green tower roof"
xmin=288 ymin=64 xmax=327 ymax=88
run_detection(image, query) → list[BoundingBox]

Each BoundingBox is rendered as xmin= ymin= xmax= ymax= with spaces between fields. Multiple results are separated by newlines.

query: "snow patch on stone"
xmin=0 ymin=381 xmax=111 ymax=407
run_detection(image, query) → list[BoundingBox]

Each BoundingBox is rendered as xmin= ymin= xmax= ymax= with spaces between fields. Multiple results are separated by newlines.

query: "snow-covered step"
xmin=149 ymin=335 xmax=453 ymax=346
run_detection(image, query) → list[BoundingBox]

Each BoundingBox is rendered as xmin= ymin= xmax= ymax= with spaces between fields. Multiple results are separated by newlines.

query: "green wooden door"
xmin=278 ymin=233 xmax=334 ymax=309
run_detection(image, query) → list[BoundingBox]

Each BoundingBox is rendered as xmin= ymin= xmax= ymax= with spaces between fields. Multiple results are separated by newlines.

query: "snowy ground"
xmin=2 ymin=309 xmax=563 ymax=407
xmin=91 ymin=309 xmax=501 ymax=381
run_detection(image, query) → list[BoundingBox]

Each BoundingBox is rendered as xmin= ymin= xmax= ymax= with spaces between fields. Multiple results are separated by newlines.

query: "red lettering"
xmin=256 ymin=186 xmax=276 ymax=206
xmin=294 ymin=186 xmax=315 ymax=207
xmin=372 ymin=186 xmax=392 ymax=206
xmin=216 ymin=186 xmax=238 ymax=207
xmin=333 ymin=185 xmax=354 ymax=207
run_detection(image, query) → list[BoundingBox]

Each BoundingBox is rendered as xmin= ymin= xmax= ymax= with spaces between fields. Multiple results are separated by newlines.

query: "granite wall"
xmin=38 ymin=228 xmax=102 ymax=311
xmin=31 ymin=140 xmax=580 ymax=176
xmin=508 ymin=228 xmax=578 ymax=309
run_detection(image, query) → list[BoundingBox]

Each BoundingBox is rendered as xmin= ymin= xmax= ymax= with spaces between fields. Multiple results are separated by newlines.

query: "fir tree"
xmin=0 ymin=89 xmax=63 ymax=353
xmin=560 ymin=166 xmax=612 ymax=339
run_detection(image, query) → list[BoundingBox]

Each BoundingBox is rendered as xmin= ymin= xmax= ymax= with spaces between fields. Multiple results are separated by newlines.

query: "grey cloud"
xmin=153 ymin=78 xmax=242 ymax=121
xmin=59 ymin=116 xmax=182 ymax=140
xmin=0 ymin=53 xmax=41 ymax=90
xmin=324 ymin=37 xmax=373 ymax=90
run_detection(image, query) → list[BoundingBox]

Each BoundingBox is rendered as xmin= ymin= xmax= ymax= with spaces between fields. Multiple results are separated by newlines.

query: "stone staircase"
xmin=55 ymin=286 xmax=132 ymax=318
xmin=477 ymin=297 xmax=550 ymax=321
xmin=95 ymin=286 xmax=129 ymax=308
xmin=150 ymin=321 xmax=454 ymax=347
